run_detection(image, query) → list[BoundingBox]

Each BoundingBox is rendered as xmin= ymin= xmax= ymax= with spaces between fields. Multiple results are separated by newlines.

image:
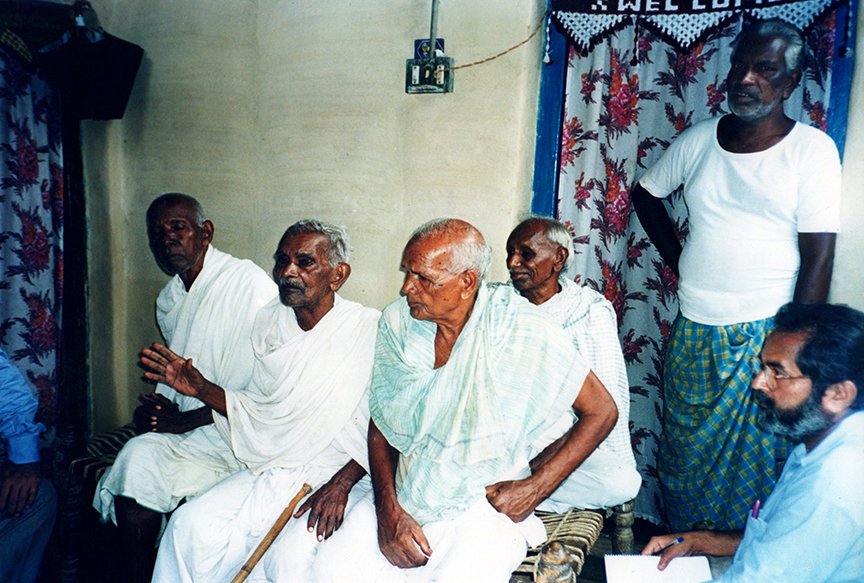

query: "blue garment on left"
xmin=0 ymin=479 xmax=57 ymax=583
xmin=0 ymin=348 xmax=44 ymax=464
xmin=716 ymin=411 xmax=864 ymax=583
xmin=0 ymin=348 xmax=55 ymax=583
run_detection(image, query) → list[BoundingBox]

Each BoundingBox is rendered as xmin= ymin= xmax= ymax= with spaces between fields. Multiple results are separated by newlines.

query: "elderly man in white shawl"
xmin=93 ymin=193 xmax=276 ymax=583
xmin=144 ymin=220 xmax=380 ymax=582
xmin=505 ymin=217 xmax=641 ymax=512
xmin=311 ymin=218 xmax=618 ymax=582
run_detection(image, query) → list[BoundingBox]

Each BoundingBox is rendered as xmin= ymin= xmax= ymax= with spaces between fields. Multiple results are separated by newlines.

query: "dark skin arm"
xmin=368 ymin=420 xmax=432 ymax=568
xmin=0 ymin=462 xmax=42 ymax=517
xmin=294 ymin=459 xmax=367 ymax=541
xmin=485 ymin=371 xmax=618 ymax=522
xmin=138 ymin=343 xmax=227 ymax=416
xmin=642 ymin=530 xmax=743 ymax=570
xmin=631 ymin=183 xmax=682 ymax=277
xmin=793 ymin=233 xmax=835 ymax=303
xmin=133 ymin=392 xmax=215 ymax=434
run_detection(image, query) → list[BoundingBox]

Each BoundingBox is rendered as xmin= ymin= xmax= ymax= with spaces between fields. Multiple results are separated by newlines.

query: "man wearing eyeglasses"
xmin=642 ymin=302 xmax=864 ymax=582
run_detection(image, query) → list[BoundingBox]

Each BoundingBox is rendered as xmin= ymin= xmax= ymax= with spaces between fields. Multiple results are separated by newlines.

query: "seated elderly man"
xmin=505 ymin=217 xmax=641 ymax=511
xmin=312 ymin=218 xmax=618 ymax=582
xmin=94 ymin=193 xmax=275 ymax=583
xmin=147 ymin=220 xmax=380 ymax=582
xmin=643 ymin=303 xmax=864 ymax=582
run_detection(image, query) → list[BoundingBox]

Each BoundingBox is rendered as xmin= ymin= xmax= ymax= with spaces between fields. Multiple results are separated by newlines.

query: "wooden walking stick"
xmin=231 ymin=482 xmax=313 ymax=583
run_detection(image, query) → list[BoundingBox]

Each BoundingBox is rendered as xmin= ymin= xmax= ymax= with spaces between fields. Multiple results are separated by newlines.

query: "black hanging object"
xmin=37 ymin=2 xmax=143 ymax=120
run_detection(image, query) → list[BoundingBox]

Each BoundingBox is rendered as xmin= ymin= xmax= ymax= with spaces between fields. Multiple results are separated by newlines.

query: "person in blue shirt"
xmin=642 ymin=302 xmax=864 ymax=582
xmin=0 ymin=348 xmax=57 ymax=583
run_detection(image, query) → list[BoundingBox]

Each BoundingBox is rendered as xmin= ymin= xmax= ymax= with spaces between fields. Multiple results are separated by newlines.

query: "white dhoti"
xmin=154 ymin=466 xmax=326 ymax=583
xmin=94 ymin=425 xmax=243 ymax=524
xmin=253 ymin=476 xmax=374 ymax=582
xmin=312 ymin=484 xmax=528 ymax=583
xmin=532 ymin=411 xmax=642 ymax=512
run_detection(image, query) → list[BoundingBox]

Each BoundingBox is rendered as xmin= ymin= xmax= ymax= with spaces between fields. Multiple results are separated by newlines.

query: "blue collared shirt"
xmin=0 ymin=348 xmax=44 ymax=465
xmin=716 ymin=411 xmax=864 ymax=582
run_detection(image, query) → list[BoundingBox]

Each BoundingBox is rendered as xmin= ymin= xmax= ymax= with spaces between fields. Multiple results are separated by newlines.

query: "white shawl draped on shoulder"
xmin=155 ymin=246 xmax=276 ymax=412
xmin=370 ymin=284 xmax=588 ymax=524
xmin=213 ymin=295 xmax=380 ymax=473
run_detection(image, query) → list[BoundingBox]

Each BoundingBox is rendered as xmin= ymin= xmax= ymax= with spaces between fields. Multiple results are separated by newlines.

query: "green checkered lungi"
xmin=658 ymin=314 xmax=790 ymax=531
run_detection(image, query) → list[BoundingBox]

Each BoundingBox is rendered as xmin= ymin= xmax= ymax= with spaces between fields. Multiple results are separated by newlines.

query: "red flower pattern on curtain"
xmin=0 ymin=47 xmax=64 ymax=439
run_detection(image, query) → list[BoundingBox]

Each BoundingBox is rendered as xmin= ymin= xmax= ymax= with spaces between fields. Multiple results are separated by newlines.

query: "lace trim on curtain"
xmin=554 ymin=0 xmax=847 ymax=52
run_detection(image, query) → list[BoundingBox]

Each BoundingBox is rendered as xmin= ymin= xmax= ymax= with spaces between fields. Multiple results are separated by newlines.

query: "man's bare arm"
xmin=139 ymin=343 xmax=227 ymax=416
xmin=631 ymin=183 xmax=682 ymax=276
xmin=794 ymin=232 xmax=836 ymax=303
xmin=486 ymin=371 xmax=618 ymax=522
xmin=369 ymin=420 xmax=431 ymax=568
xmin=134 ymin=393 xmax=215 ymax=434
xmin=642 ymin=530 xmax=743 ymax=571
xmin=294 ymin=459 xmax=366 ymax=540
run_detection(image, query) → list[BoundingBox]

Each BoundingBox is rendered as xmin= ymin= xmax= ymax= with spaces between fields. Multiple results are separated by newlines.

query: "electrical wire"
xmin=444 ymin=10 xmax=551 ymax=71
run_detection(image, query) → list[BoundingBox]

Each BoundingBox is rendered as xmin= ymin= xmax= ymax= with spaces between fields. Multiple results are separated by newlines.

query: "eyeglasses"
xmin=758 ymin=363 xmax=809 ymax=388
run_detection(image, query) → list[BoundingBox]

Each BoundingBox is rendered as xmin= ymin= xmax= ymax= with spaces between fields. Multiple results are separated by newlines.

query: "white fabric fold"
xmin=213 ymin=294 xmax=380 ymax=472
xmin=155 ymin=245 xmax=277 ymax=411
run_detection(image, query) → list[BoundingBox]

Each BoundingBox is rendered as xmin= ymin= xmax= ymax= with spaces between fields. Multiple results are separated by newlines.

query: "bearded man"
xmin=642 ymin=303 xmax=864 ymax=582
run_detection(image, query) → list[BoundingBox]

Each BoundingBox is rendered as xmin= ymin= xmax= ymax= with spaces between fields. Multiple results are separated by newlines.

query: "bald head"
xmin=506 ymin=217 xmax=571 ymax=305
xmin=146 ymin=193 xmax=207 ymax=226
xmin=406 ymin=218 xmax=492 ymax=281
xmin=400 ymin=218 xmax=490 ymax=327
xmin=146 ymin=192 xmax=213 ymax=289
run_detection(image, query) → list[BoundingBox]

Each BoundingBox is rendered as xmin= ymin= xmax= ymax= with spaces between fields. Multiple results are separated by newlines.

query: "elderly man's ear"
xmin=554 ymin=246 xmax=568 ymax=274
xmin=821 ymin=380 xmax=857 ymax=417
xmin=458 ymin=270 xmax=479 ymax=299
xmin=330 ymin=263 xmax=351 ymax=291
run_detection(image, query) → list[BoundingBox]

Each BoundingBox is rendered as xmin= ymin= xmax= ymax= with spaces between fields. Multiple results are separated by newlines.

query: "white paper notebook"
xmin=605 ymin=554 xmax=712 ymax=583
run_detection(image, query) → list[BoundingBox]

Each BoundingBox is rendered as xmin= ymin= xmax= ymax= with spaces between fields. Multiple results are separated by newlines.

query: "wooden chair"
xmin=510 ymin=500 xmax=635 ymax=582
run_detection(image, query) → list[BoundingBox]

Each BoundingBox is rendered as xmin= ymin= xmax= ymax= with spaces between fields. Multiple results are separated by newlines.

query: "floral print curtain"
xmin=555 ymin=14 xmax=841 ymax=525
xmin=0 ymin=45 xmax=64 ymax=447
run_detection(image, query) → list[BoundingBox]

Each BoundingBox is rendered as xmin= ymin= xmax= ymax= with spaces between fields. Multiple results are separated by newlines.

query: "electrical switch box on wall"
xmin=405 ymin=56 xmax=454 ymax=94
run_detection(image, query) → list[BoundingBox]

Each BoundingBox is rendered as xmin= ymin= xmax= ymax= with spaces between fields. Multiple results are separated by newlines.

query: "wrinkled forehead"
xmin=277 ymin=231 xmax=331 ymax=257
xmin=402 ymin=236 xmax=454 ymax=272
xmin=508 ymin=221 xmax=552 ymax=247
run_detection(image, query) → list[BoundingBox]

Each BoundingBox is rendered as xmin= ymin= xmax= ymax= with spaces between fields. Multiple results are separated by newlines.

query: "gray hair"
xmin=282 ymin=219 xmax=351 ymax=266
xmin=514 ymin=216 xmax=574 ymax=275
xmin=148 ymin=192 xmax=207 ymax=225
xmin=733 ymin=18 xmax=805 ymax=73
xmin=408 ymin=218 xmax=492 ymax=281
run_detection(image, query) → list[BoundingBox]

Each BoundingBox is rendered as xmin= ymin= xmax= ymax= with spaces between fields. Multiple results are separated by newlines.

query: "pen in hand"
xmin=653 ymin=536 xmax=685 ymax=555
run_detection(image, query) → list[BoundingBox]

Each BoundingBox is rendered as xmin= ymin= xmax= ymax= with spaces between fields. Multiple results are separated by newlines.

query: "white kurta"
xmin=152 ymin=295 xmax=380 ymax=583
xmin=94 ymin=246 xmax=276 ymax=523
xmin=527 ymin=279 xmax=642 ymax=511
